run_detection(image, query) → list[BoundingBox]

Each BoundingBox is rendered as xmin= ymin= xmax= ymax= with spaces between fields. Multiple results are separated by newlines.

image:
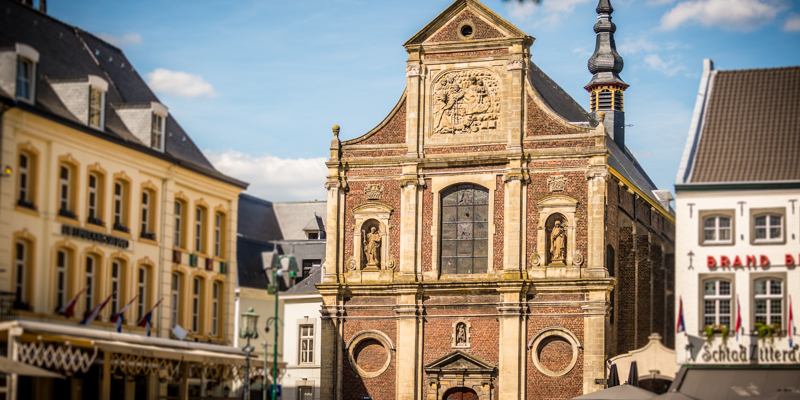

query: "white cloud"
xmin=659 ymin=0 xmax=784 ymax=31
xmin=507 ymin=0 xmax=593 ymax=26
xmin=646 ymin=0 xmax=677 ymax=5
xmin=204 ymin=150 xmax=328 ymax=202
xmin=146 ymin=68 xmax=218 ymax=99
xmin=643 ymin=54 xmax=686 ymax=76
xmin=617 ymin=37 xmax=660 ymax=55
xmin=97 ymin=33 xmax=142 ymax=48
xmin=784 ymin=13 xmax=800 ymax=31
xmin=572 ymin=46 xmax=592 ymax=57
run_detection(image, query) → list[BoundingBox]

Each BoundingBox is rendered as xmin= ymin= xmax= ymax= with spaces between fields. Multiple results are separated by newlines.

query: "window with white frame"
xmin=16 ymin=58 xmax=33 ymax=102
xmin=110 ymin=260 xmax=121 ymax=316
xmin=299 ymin=324 xmax=314 ymax=364
xmin=754 ymin=214 xmax=783 ymax=243
xmin=137 ymin=267 xmax=147 ymax=321
xmin=192 ymin=277 xmax=201 ymax=333
xmin=754 ymin=278 xmax=783 ymax=328
xmin=703 ymin=279 xmax=732 ymax=328
xmin=171 ymin=273 xmax=180 ymax=329
xmin=88 ymin=173 xmax=98 ymax=221
xmin=18 ymin=153 xmax=30 ymax=205
xmin=151 ymin=113 xmax=164 ymax=150
xmin=212 ymin=282 xmax=220 ymax=336
xmin=85 ymin=256 xmax=95 ymax=312
xmin=141 ymin=191 xmax=150 ymax=235
xmin=56 ymin=250 xmax=67 ymax=310
xmin=88 ymin=87 xmax=104 ymax=128
xmin=174 ymin=200 xmax=183 ymax=248
xmin=195 ymin=207 xmax=205 ymax=253
xmin=14 ymin=241 xmax=27 ymax=304
xmin=114 ymin=181 xmax=124 ymax=228
xmin=59 ymin=165 xmax=71 ymax=213
xmin=703 ymin=216 xmax=732 ymax=244
xmin=214 ymin=212 xmax=225 ymax=258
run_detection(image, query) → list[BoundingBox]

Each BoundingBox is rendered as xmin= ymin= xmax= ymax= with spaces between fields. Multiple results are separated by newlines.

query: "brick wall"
xmin=525 ymin=95 xmax=587 ymax=137
xmin=358 ymin=100 xmax=407 ymax=145
xmin=617 ymin=225 xmax=635 ymax=354
xmin=342 ymin=315 xmax=397 ymax=400
xmin=527 ymin=315 xmax=585 ymax=400
xmin=636 ymin=232 xmax=651 ymax=348
xmin=425 ymin=10 xmax=504 ymax=43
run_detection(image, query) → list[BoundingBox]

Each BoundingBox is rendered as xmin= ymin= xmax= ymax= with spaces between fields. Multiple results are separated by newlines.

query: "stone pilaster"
xmin=318 ymin=288 xmax=342 ymax=400
xmin=399 ymin=174 xmax=422 ymax=280
xmin=323 ymin=177 xmax=343 ymax=282
xmin=506 ymin=51 xmax=528 ymax=151
xmin=585 ymin=166 xmax=608 ymax=278
xmin=405 ymin=60 xmax=425 ymax=158
xmin=502 ymin=166 xmax=525 ymax=276
xmin=497 ymin=285 xmax=524 ymax=400
xmin=395 ymin=289 xmax=421 ymax=400
xmin=582 ymin=287 xmax=610 ymax=394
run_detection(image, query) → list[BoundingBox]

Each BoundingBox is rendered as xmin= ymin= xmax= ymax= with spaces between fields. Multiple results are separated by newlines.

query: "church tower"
xmin=585 ymin=0 xmax=628 ymax=148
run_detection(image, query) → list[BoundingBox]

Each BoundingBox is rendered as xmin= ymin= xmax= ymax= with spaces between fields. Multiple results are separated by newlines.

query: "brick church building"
xmin=318 ymin=1 xmax=675 ymax=399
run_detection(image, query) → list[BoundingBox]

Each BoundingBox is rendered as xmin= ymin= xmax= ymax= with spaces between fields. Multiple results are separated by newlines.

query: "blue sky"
xmin=47 ymin=0 xmax=800 ymax=201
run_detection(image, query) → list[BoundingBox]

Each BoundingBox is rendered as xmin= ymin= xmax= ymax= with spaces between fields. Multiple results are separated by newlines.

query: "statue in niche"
xmin=432 ymin=70 xmax=500 ymax=135
xmin=456 ymin=323 xmax=467 ymax=346
xmin=362 ymin=226 xmax=382 ymax=268
xmin=550 ymin=220 xmax=567 ymax=263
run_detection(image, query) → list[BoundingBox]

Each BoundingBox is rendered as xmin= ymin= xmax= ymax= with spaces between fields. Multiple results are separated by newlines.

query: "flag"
xmin=81 ymin=291 xmax=115 ymax=325
xmin=735 ymin=295 xmax=742 ymax=341
xmin=112 ymin=295 xmax=138 ymax=333
xmin=677 ymin=296 xmax=685 ymax=333
xmin=137 ymin=297 xmax=164 ymax=337
xmin=789 ymin=295 xmax=794 ymax=349
xmin=56 ymin=285 xmax=89 ymax=319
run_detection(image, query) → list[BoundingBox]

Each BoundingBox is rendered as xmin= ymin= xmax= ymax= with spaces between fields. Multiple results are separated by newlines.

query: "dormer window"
xmin=151 ymin=113 xmax=164 ymax=150
xmin=88 ymin=87 xmax=104 ymax=128
xmin=13 ymin=44 xmax=39 ymax=104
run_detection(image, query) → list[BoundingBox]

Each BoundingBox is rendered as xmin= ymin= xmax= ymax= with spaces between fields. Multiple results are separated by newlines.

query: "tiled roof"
xmin=0 ymin=0 xmax=245 ymax=187
xmin=689 ymin=66 xmax=800 ymax=183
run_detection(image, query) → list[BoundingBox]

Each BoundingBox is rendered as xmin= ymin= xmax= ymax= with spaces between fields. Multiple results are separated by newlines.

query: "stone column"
xmin=324 ymin=127 xmax=344 ymax=282
xmin=505 ymin=52 xmax=528 ymax=151
xmin=585 ymin=167 xmax=608 ymax=278
xmin=7 ymin=326 xmax=22 ymax=400
xmin=582 ymin=287 xmax=610 ymax=394
xmin=399 ymin=174 xmax=421 ymax=281
xmin=318 ymin=288 xmax=341 ymax=400
xmin=395 ymin=289 xmax=420 ymax=400
xmin=502 ymin=167 xmax=524 ymax=277
xmin=405 ymin=61 xmax=425 ymax=158
xmin=100 ymin=352 xmax=111 ymax=400
xmin=497 ymin=285 xmax=524 ymax=400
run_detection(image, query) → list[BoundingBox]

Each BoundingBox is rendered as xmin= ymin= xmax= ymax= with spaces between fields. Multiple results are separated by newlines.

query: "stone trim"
xmin=528 ymin=327 xmax=580 ymax=377
xmin=346 ymin=330 xmax=394 ymax=378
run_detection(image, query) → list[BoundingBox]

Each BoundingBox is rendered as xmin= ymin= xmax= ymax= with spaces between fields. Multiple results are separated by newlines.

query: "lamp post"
xmin=240 ymin=307 xmax=260 ymax=400
xmin=270 ymin=256 xmax=296 ymax=400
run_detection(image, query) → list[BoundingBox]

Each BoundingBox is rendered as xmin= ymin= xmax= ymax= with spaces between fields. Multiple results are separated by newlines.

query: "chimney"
xmin=584 ymin=0 xmax=628 ymax=149
xmin=39 ymin=0 xmax=46 ymax=13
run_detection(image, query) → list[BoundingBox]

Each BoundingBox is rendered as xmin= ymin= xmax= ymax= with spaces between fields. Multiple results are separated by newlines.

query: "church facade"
xmin=318 ymin=1 xmax=675 ymax=399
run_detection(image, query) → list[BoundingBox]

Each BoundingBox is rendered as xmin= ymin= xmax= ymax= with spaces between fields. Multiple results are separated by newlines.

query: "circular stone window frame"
xmin=528 ymin=327 xmax=581 ymax=377
xmin=346 ymin=330 xmax=394 ymax=378
xmin=457 ymin=21 xmax=475 ymax=40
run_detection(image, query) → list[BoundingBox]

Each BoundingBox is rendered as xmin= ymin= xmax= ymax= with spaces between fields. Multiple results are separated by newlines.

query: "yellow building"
xmin=0 ymin=1 xmax=270 ymax=399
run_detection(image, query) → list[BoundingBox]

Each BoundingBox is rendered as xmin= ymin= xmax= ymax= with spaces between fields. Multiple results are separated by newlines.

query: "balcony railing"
xmin=0 ymin=292 xmax=18 ymax=321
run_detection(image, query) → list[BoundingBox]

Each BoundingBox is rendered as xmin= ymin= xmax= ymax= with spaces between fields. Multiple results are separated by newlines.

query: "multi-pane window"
xmin=14 ymin=241 xmax=26 ymax=304
xmin=56 ymin=250 xmax=67 ymax=309
xmin=298 ymin=387 xmax=313 ymax=400
xmin=754 ymin=215 xmax=782 ymax=242
xmin=16 ymin=58 xmax=32 ymax=100
xmin=195 ymin=207 xmax=205 ymax=253
xmin=141 ymin=191 xmax=150 ymax=235
xmin=110 ymin=260 xmax=121 ymax=316
xmin=212 ymin=282 xmax=220 ymax=336
xmin=18 ymin=153 xmax=30 ymax=205
xmin=114 ymin=181 xmax=124 ymax=227
xmin=59 ymin=165 xmax=71 ymax=212
xmin=299 ymin=324 xmax=314 ymax=364
xmin=192 ymin=277 xmax=201 ymax=332
xmin=137 ymin=267 xmax=147 ymax=321
xmin=88 ymin=173 xmax=98 ymax=221
xmin=214 ymin=213 xmax=223 ymax=258
xmin=703 ymin=216 xmax=731 ymax=244
xmin=89 ymin=87 xmax=103 ymax=128
xmin=703 ymin=279 xmax=732 ymax=328
xmin=174 ymin=201 xmax=183 ymax=248
xmin=171 ymin=273 xmax=180 ymax=329
xmin=85 ymin=256 xmax=95 ymax=312
xmin=754 ymin=278 xmax=783 ymax=328
xmin=440 ymin=184 xmax=489 ymax=274
xmin=151 ymin=113 xmax=164 ymax=150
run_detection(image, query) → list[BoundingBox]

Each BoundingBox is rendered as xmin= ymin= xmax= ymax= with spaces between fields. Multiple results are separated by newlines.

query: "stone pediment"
xmin=424 ymin=350 xmax=496 ymax=373
xmin=405 ymin=0 xmax=529 ymax=46
xmin=351 ymin=201 xmax=394 ymax=215
xmin=536 ymin=195 xmax=579 ymax=208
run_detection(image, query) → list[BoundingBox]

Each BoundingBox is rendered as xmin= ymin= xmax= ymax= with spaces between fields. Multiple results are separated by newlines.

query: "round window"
xmin=460 ymin=25 xmax=473 ymax=37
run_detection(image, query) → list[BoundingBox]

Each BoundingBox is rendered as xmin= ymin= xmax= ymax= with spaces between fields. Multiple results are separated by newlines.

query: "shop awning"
xmin=0 ymin=356 xmax=64 ymax=379
xmin=663 ymin=366 xmax=800 ymax=400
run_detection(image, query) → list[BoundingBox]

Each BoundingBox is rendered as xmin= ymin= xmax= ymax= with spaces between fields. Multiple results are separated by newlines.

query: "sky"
xmin=45 ymin=0 xmax=800 ymax=202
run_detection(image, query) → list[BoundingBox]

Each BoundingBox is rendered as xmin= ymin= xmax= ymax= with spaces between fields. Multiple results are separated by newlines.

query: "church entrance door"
xmin=443 ymin=387 xmax=478 ymax=400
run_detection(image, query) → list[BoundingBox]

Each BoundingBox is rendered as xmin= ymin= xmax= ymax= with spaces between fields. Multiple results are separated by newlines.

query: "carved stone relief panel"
xmin=547 ymin=175 xmax=567 ymax=192
xmin=432 ymin=69 xmax=500 ymax=136
xmin=364 ymin=184 xmax=382 ymax=200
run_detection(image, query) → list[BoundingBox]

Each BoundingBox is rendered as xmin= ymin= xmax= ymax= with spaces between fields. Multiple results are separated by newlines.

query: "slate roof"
xmin=0 ymin=0 xmax=244 ymax=187
xmin=284 ymin=265 xmax=322 ymax=295
xmin=687 ymin=66 xmax=800 ymax=183
xmin=273 ymin=202 xmax=327 ymax=241
xmin=529 ymin=62 xmax=592 ymax=124
xmin=236 ymin=237 xmax=272 ymax=289
xmin=238 ymin=194 xmax=283 ymax=242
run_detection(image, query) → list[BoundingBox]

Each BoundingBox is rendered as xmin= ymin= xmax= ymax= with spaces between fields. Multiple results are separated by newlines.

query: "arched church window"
xmin=441 ymin=184 xmax=489 ymax=274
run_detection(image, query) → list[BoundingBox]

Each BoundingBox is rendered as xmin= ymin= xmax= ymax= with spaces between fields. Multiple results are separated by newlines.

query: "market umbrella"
xmin=0 ymin=356 xmax=64 ymax=379
xmin=608 ymin=364 xmax=620 ymax=388
xmin=571 ymin=384 xmax=656 ymax=400
xmin=750 ymin=390 xmax=800 ymax=400
xmin=654 ymin=392 xmax=699 ymax=400
xmin=627 ymin=361 xmax=639 ymax=387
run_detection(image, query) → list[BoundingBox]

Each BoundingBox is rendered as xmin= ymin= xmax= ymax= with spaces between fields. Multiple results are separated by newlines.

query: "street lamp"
xmin=240 ymin=307 xmax=260 ymax=400
xmin=261 ymin=253 xmax=297 ymax=400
